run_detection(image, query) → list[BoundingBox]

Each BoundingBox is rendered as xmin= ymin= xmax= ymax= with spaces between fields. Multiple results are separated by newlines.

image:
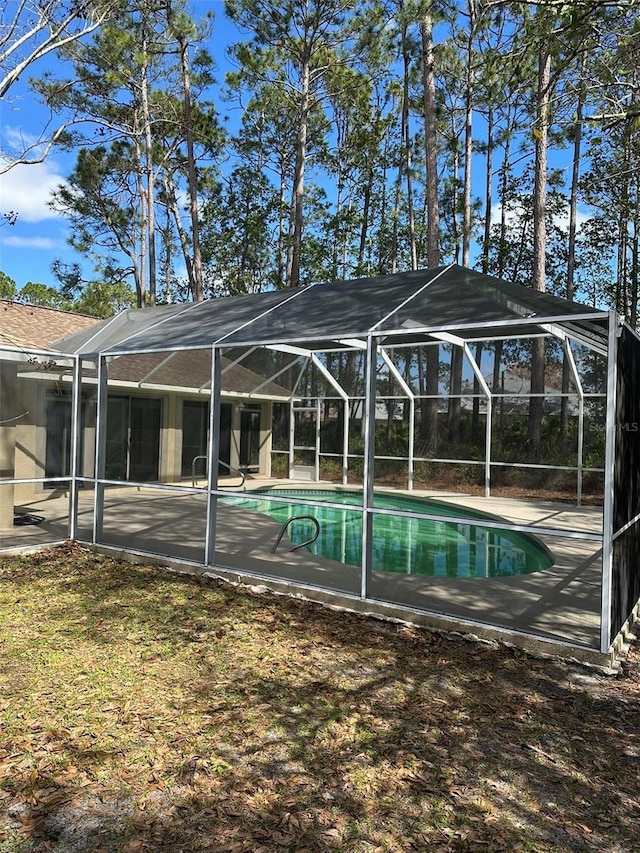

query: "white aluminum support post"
xmin=68 ymin=355 xmax=82 ymax=541
xmin=485 ymin=398 xmax=493 ymax=498
xmin=380 ymin=349 xmax=415 ymax=490
xmin=205 ymin=346 xmax=222 ymax=567
xmin=92 ymin=355 xmax=108 ymax=545
xmin=343 ymin=403 xmax=350 ymax=487
xmin=562 ymin=338 xmax=585 ymax=507
xmin=315 ymin=397 xmax=321 ymax=482
xmin=463 ymin=343 xmax=492 ymax=498
xmin=287 ymin=358 xmax=310 ymax=480
xmin=600 ymin=312 xmax=619 ymax=654
xmin=288 ymin=397 xmax=295 ymax=479
xmin=311 ymin=353 xmax=351 ymax=485
xmin=361 ymin=335 xmax=378 ymax=599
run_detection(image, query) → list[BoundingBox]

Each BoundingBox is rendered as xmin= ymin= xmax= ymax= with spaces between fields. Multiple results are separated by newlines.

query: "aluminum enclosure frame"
xmin=4 ymin=266 xmax=637 ymax=659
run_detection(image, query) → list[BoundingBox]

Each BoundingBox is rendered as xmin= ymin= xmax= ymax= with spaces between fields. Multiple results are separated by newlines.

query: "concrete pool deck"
xmin=1 ymin=479 xmax=608 ymax=665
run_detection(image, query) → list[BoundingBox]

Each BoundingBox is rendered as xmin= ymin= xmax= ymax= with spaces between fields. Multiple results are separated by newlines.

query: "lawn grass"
xmin=0 ymin=543 xmax=639 ymax=852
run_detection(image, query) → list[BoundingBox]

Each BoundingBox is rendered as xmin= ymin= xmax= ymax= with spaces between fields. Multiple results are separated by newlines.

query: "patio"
xmin=3 ymin=481 xmax=604 ymax=660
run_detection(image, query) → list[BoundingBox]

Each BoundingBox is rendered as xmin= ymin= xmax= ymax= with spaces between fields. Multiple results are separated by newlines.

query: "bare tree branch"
xmin=0 ymin=0 xmax=118 ymax=170
xmin=586 ymin=107 xmax=640 ymax=124
xmin=1 ymin=1 xmax=117 ymax=98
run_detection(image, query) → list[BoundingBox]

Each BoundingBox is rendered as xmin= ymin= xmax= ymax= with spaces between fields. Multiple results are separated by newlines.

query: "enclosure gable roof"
xmin=50 ymin=266 xmax=610 ymax=357
xmin=51 ymin=299 xmax=202 ymax=355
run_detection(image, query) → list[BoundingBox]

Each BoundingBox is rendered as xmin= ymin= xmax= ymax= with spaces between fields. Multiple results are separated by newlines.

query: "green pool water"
xmin=222 ymin=489 xmax=554 ymax=579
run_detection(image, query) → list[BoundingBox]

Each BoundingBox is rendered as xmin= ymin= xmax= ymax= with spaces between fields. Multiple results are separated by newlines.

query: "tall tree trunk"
xmin=472 ymin=102 xmax=493 ymax=439
xmin=332 ymin=180 xmax=344 ymax=281
xmin=278 ymin=165 xmax=288 ymax=288
xmin=448 ymin=345 xmax=463 ymax=446
xmin=421 ymin=9 xmax=440 ymax=452
xmin=286 ymin=55 xmax=311 ymax=288
xmin=331 ymin=112 xmax=348 ymax=280
xmin=357 ymin=106 xmax=381 ymax=275
xmin=450 ymin=137 xmax=460 ymax=262
xmin=134 ymin=127 xmax=147 ymax=309
xmin=461 ymin=2 xmax=475 ymax=268
xmin=561 ymin=59 xmax=585 ymax=437
xmin=357 ymin=162 xmax=374 ymax=274
xmin=402 ymin=22 xmax=418 ymax=270
xmin=528 ymin=42 xmax=551 ymax=455
xmin=406 ymin=131 xmax=418 ymax=270
xmin=160 ymin=197 xmax=173 ymax=303
xmin=492 ymin=130 xmax=513 ymax=441
xmin=631 ymin=164 xmax=640 ymax=328
xmin=178 ymin=31 xmax=203 ymax=302
xmin=617 ymin=127 xmax=631 ymax=317
xmin=450 ymin=0 xmax=476 ymax=448
xmin=164 ymin=175 xmax=195 ymax=296
xmin=140 ymin=29 xmax=156 ymax=306
xmin=391 ymin=128 xmax=402 ymax=273
xmin=377 ymin=153 xmax=389 ymax=273
xmin=421 ymin=11 xmax=439 ymax=268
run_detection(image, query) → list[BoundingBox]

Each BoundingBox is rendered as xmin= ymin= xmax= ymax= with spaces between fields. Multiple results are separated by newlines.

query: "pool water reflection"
xmin=222 ymin=489 xmax=554 ymax=579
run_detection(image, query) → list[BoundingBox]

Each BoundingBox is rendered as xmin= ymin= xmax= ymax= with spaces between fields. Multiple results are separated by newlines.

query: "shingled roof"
xmin=0 ymin=300 xmax=99 ymax=350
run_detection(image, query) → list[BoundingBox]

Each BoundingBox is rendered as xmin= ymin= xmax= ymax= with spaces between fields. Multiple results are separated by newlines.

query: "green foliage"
xmin=19 ymin=282 xmax=65 ymax=308
xmin=2 ymin=266 xmax=131 ymax=317
xmin=31 ymin=0 xmax=223 ymax=306
xmin=201 ymin=165 xmax=280 ymax=295
xmin=0 ymin=272 xmax=16 ymax=300
xmin=72 ymin=280 xmax=136 ymax=318
xmin=8 ymin=0 xmax=638 ymax=315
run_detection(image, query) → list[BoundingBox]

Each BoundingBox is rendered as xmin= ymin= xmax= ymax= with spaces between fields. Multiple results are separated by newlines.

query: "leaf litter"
xmin=0 ymin=544 xmax=638 ymax=853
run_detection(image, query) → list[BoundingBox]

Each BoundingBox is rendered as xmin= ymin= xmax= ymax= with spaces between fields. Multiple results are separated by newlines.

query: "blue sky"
xmin=0 ymin=1 xmax=593 ymax=299
xmin=0 ymin=1 xmax=238 ymax=291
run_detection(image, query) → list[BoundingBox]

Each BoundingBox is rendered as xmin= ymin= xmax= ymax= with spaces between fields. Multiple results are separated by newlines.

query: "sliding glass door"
xmin=105 ymin=396 xmax=161 ymax=482
xmin=181 ymin=401 xmax=232 ymax=479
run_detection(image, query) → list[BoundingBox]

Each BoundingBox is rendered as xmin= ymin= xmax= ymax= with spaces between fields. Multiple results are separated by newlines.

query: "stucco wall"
xmin=0 ymin=361 xmax=17 ymax=529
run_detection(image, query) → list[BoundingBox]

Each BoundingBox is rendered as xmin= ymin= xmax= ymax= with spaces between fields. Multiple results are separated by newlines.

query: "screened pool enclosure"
xmin=2 ymin=264 xmax=639 ymax=664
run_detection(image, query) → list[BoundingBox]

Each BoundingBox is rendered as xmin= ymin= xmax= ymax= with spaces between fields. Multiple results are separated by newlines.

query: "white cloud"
xmin=489 ymin=202 xmax=592 ymax=232
xmin=553 ymin=207 xmax=592 ymax=233
xmin=0 ymin=159 xmax=66 ymax=223
xmin=2 ymin=235 xmax=60 ymax=250
xmin=2 ymin=125 xmax=42 ymax=156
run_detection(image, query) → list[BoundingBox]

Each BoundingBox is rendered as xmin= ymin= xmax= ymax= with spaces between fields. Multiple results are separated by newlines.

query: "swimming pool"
xmin=222 ymin=489 xmax=554 ymax=579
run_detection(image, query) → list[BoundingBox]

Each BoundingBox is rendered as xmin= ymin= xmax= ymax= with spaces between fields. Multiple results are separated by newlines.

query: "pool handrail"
xmin=191 ymin=455 xmax=246 ymax=490
xmin=271 ymin=515 xmax=320 ymax=554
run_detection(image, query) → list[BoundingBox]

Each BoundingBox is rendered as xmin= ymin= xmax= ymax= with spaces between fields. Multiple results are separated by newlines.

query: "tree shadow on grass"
xmin=1 ymin=546 xmax=639 ymax=852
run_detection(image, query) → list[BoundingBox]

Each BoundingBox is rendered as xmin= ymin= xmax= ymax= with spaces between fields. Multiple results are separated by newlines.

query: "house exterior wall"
xmin=261 ymin=401 xmax=273 ymax=478
xmin=13 ymin=376 xmax=45 ymax=503
xmin=0 ymin=362 xmax=17 ymax=529
xmin=160 ymin=393 xmax=180 ymax=483
xmin=82 ymin=389 xmax=96 ymax=481
xmin=230 ymin=403 xmax=241 ymax=475
xmin=2 ymin=367 xmax=274 ymax=523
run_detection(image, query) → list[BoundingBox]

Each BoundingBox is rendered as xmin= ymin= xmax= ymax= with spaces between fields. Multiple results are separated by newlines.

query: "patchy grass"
xmin=0 ymin=544 xmax=638 ymax=853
